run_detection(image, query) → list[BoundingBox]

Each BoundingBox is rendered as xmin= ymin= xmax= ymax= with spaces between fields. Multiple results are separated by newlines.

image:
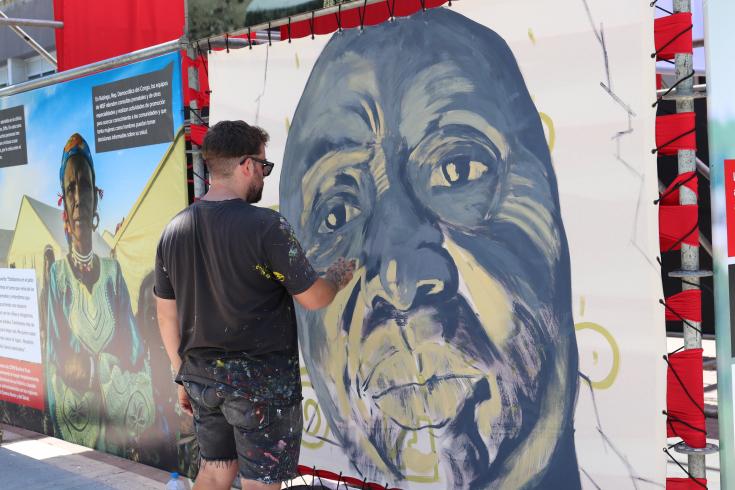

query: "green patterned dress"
xmin=46 ymin=256 xmax=154 ymax=455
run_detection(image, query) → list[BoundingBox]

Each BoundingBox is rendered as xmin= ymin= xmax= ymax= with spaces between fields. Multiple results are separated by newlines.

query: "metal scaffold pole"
xmin=186 ymin=47 xmax=207 ymax=199
xmin=670 ymin=0 xmax=718 ymax=478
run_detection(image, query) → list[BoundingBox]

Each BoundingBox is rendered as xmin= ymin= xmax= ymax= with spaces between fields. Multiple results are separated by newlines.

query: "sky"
xmin=0 ymin=52 xmax=184 ymax=235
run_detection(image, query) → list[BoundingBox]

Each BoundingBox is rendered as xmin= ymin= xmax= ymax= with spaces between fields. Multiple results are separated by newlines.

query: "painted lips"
xmin=358 ymin=302 xmax=486 ymax=429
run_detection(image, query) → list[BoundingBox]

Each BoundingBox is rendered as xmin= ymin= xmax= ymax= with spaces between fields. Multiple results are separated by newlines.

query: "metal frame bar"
xmin=199 ymin=0 xmax=397 ymax=45
xmin=0 ymin=9 xmax=57 ymax=66
xmin=0 ymin=38 xmax=183 ymax=98
xmin=0 ymin=17 xmax=63 ymax=28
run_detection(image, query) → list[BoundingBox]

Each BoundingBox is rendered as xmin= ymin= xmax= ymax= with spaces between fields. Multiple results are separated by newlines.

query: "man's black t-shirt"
xmin=154 ymin=199 xmax=318 ymax=359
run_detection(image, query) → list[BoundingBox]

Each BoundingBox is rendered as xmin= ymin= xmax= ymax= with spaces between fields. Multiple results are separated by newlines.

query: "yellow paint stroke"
xmin=575 ymin=322 xmax=620 ymax=390
xmin=579 ymin=295 xmax=586 ymax=317
xmin=528 ymin=28 xmax=536 ymax=45
xmin=539 ymin=111 xmax=556 ymax=152
xmin=401 ymin=418 xmax=440 ymax=483
xmin=294 ymin=52 xmax=300 ymax=69
xmin=444 ymin=236 xmax=514 ymax=346
xmin=285 ymin=116 xmax=291 ymax=133
xmin=475 ymin=375 xmax=502 ymax=441
xmin=255 ymin=264 xmax=272 ymax=279
xmin=302 ymin=398 xmax=331 ymax=449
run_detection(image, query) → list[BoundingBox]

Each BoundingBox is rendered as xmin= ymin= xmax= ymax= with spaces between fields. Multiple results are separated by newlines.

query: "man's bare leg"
xmin=192 ymin=460 xmax=238 ymax=490
xmin=240 ymin=478 xmax=281 ymax=490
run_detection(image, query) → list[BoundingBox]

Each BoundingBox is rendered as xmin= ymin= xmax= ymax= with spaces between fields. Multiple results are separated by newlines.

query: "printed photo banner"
xmin=0 ymin=52 xmax=192 ymax=474
xmin=209 ymin=1 xmax=664 ymax=488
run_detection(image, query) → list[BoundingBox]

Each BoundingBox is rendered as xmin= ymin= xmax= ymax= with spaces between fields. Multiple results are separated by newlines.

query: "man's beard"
xmin=246 ymin=181 xmax=263 ymax=203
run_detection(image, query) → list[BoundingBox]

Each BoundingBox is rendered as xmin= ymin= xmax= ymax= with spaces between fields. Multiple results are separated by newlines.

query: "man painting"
xmin=155 ymin=121 xmax=355 ymax=489
xmin=280 ymin=8 xmax=580 ymax=489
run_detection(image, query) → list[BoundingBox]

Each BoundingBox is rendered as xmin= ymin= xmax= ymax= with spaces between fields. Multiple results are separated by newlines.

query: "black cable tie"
xmin=310 ymin=11 xmax=315 ymax=39
xmin=664 ymin=410 xmax=707 ymax=434
xmin=663 ymin=354 xmax=706 ymax=415
xmin=359 ymin=0 xmax=368 ymax=31
xmin=651 ymin=24 xmax=693 ymax=59
xmin=225 ymin=34 xmax=230 ymax=53
xmin=652 ymin=128 xmax=696 ymax=154
xmin=189 ymin=107 xmax=209 ymax=128
xmin=386 ymin=0 xmax=395 ymax=21
xmin=196 ymin=43 xmax=210 ymax=79
xmin=191 ymin=170 xmax=208 ymax=184
xmin=663 ymin=218 xmax=699 ymax=254
xmin=248 ymin=27 xmax=253 ymax=49
xmin=670 ymin=344 xmax=686 ymax=355
xmin=650 ymin=2 xmax=674 ymax=15
xmin=682 ymin=278 xmax=713 ymax=295
xmin=659 ymin=298 xmax=703 ymax=334
xmin=663 ymin=448 xmax=708 ymax=488
xmin=207 ymin=38 xmax=212 ymax=54
xmin=420 ymin=0 xmax=426 ymax=11
xmin=336 ymin=4 xmax=343 ymax=32
xmin=654 ymin=172 xmax=697 ymax=205
xmin=268 ymin=22 xmax=272 ymax=45
xmin=653 ymin=70 xmax=695 ymax=107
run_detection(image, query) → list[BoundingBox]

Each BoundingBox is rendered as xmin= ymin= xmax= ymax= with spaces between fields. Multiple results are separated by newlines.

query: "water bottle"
xmin=166 ymin=472 xmax=186 ymax=490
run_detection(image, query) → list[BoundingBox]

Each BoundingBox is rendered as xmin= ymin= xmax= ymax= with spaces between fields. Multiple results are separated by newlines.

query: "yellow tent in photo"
xmin=111 ymin=129 xmax=188 ymax=315
xmin=0 ymin=229 xmax=13 ymax=268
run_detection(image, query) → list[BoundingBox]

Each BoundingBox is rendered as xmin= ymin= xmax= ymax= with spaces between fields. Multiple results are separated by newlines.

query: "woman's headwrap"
xmin=60 ymin=133 xmax=95 ymax=191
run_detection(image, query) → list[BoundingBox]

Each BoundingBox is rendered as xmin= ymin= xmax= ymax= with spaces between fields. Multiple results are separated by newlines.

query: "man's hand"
xmin=325 ymin=258 xmax=356 ymax=291
xmin=294 ymin=258 xmax=357 ymax=310
xmin=178 ymin=384 xmax=193 ymax=416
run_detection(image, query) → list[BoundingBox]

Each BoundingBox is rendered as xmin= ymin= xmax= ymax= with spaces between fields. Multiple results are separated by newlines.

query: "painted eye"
xmin=319 ymin=203 xmax=362 ymax=233
xmin=431 ymin=157 xmax=488 ymax=188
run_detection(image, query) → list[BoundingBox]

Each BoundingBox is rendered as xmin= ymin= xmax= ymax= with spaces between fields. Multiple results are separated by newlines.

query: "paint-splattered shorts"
xmin=178 ymin=354 xmax=303 ymax=483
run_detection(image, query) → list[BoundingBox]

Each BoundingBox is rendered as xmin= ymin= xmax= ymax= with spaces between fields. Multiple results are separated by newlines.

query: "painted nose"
xmin=363 ymin=196 xmax=457 ymax=311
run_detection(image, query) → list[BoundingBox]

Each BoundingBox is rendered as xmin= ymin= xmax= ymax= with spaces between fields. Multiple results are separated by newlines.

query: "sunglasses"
xmin=240 ymin=155 xmax=275 ymax=177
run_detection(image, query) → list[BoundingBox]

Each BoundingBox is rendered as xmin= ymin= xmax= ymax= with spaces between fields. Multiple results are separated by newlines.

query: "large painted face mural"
xmin=280 ymin=9 xmax=580 ymax=489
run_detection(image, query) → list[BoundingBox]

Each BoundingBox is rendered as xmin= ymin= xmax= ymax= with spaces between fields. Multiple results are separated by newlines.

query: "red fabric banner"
xmin=188 ymin=124 xmax=208 ymax=147
xmin=654 ymin=13 xmax=693 ymax=60
xmin=667 ymin=348 xmax=705 ymax=448
xmin=281 ymin=0 xmax=448 ymax=40
xmin=182 ymin=55 xmax=211 ymax=108
xmin=660 ymin=172 xmax=698 ymax=206
xmin=656 ymin=113 xmax=696 ymax=156
xmin=665 ymin=289 xmax=702 ymax=322
xmin=659 ymin=204 xmax=699 ymax=252
xmin=667 ymin=478 xmax=707 ymax=490
xmin=297 ymin=465 xmax=401 ymax=490
xmin=53 ymin=0 xmax=185 ymax=71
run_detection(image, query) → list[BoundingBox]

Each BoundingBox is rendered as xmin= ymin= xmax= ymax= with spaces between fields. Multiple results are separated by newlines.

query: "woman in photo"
xmin=46 ymin=133 xmax=154 ymax=456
